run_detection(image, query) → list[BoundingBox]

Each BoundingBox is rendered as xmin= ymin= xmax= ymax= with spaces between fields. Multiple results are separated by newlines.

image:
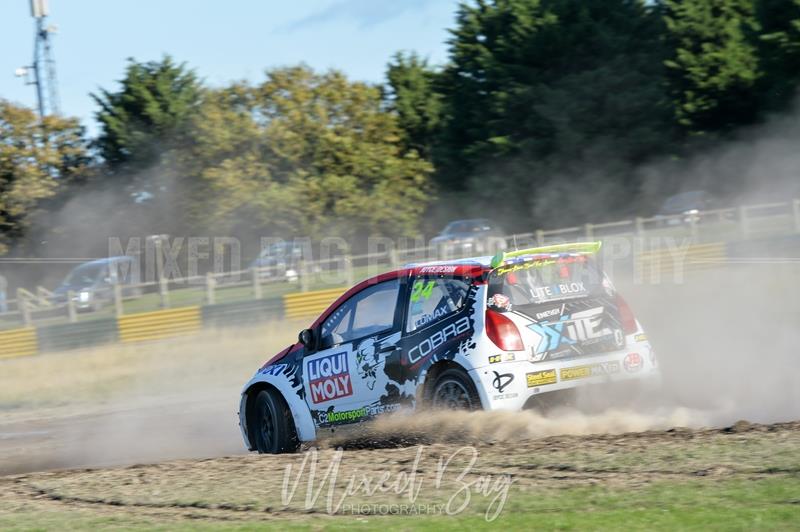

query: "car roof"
xmin=309 ymin=258 xmax=491 ymax=328
xmin=310 ymin=243 xmax=603 ymax=328
xmin=72 ymin=256 xmax=134 ymax=268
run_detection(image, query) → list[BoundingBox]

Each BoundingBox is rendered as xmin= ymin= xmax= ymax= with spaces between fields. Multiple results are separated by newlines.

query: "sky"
xmin=0 ymin=0 xmax=459 ymax=133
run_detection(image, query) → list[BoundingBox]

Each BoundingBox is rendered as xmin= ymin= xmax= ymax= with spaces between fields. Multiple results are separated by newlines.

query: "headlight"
xmin=78 ymin=290 xmax=91 ymax=302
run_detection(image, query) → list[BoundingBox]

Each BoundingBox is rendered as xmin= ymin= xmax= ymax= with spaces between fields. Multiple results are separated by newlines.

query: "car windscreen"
xmin=64 ymin=264 xmax=105 ymax=286
xmin=487 ymin=255 xmax=605 ymax=306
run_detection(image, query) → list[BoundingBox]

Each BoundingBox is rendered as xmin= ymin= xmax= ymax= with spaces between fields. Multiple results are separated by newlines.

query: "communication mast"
xmin=15 ymin=0 xmax=60 ymax=118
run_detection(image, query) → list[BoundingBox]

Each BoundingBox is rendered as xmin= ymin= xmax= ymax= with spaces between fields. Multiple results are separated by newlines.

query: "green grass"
xmin=1 ymin=477 xmax=799 ymax=530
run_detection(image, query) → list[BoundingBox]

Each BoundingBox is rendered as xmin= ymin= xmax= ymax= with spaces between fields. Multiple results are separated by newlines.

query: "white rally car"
xmin=239 ymin=242 xmax=659 ymax=453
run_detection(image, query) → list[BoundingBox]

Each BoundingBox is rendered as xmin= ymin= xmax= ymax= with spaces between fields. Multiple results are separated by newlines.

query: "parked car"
xmin=53 ymin=256 xmax=140 ymax=311
xmin=656 ymin=190 xmax=718 ymax=225
xmin=238 ymin=242 xmax=659 ymax=453
xmin=430 ymin=219 xmax=505 ymax=256
xmin=248 ymin=242 xmax=307 ymax=282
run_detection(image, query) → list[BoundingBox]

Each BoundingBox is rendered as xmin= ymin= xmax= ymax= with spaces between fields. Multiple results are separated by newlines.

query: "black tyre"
xmin=429 ymin=368 xmax=482 ymax=411
xmin=252 ymin=389 xmax=299 ymax=454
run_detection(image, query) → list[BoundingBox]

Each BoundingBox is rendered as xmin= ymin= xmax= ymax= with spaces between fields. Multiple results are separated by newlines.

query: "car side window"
xmin=406 ymin=278 xmax=469 ymax=333
xmin=319 ymin=279 xmax=400 ymax=349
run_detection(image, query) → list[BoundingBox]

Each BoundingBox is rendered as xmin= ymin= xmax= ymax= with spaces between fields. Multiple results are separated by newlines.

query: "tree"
xmin=756 ymin=0 xmax=800 ymax=112
xmin=92 ymin=55 xmax=201 ymax=170
xmin=0 ymin=100 xmax=89 ymax=254
xmin=435 ymin=0 xmax=672 ymax=225
xmin=385 ymin=52 xmax=443 ymax=158
xmin=183 ymin=66 xmax=434 ymax=242
xmin=664 ymin=0 xmax=761 ymax=134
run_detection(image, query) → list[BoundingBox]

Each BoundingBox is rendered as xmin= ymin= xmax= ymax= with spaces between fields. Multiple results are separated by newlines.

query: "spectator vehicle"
xmin=53 ymin=256 xmax=140 ymax=311
xmin=656 ymin=190 xmax=719 ymax=225
xmin=238 ymin=242 xmax=659 ymax=453
xmin=248 ymin=241 xmax=307 ymax=282
xmin=430 ymin=218 xmax=505 ymax=256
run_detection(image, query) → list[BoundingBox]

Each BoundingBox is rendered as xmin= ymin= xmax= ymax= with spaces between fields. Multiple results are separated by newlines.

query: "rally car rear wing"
xmin=490 ymin=241 xmax=602 ymax=270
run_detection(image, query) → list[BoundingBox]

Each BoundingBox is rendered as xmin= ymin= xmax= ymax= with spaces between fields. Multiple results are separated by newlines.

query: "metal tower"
xmin=15 ymin=0 xmax=60 ymax=118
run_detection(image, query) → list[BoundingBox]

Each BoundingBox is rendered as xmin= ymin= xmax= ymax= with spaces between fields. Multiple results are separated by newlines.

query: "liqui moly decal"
xmin=307 ymin=352 xmax=353 ymax=404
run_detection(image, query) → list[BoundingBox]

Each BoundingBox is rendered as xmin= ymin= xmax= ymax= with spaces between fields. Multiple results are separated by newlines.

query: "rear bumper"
xmin=470 ymin=343 xmax=660 ymax=411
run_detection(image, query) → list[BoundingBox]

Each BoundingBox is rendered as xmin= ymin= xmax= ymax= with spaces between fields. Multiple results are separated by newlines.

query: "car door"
xmin=303 ymin=278 xmax=404 ymax=428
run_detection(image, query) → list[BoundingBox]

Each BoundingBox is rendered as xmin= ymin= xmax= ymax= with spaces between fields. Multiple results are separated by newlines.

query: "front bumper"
xmin=470 ymin=343 xmax=660 ymax=411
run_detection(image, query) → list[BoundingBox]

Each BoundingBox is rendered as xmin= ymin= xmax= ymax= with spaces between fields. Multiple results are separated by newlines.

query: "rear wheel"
xmin=252 ymin=389 xmax=299 ymax=454
xmin=430 ymin=368 xmax=482 ymax=411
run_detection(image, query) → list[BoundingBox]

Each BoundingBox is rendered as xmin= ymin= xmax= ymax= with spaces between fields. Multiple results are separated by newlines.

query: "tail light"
xmin=485 ymin=309 xmax=524 ymax=351
xmin=616 ymin=294 xmax=638 ymax=334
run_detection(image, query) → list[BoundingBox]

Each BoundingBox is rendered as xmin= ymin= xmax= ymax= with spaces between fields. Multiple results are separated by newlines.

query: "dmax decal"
xmin=307 ymin=352 xmax=352 ymax=404
xmin=560 ymin=361 xmax=620 ymax=381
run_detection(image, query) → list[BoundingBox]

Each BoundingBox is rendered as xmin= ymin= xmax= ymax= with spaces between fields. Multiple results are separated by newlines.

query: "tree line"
xmin=2 ymin=0 xmax=799 ymax=257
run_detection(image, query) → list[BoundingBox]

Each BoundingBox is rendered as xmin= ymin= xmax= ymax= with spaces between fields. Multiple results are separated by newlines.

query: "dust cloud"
xmin=1 ymin=260 xmax=798 ymax=475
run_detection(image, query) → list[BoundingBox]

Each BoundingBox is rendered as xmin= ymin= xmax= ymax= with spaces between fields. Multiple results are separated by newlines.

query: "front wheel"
xmin=252 ymin=389 xmax=299 ymax=454
xmin=429 ymin=368 xmax=482 ymax=411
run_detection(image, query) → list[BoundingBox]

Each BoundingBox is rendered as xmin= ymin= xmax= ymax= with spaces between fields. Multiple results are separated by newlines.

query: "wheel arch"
xmin=239 ymin=378 xmax=316 ymax=449
xmin=417 ymin=359 xmax=485 ymax=409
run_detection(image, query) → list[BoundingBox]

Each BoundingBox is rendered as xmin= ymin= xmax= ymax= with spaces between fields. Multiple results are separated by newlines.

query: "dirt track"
xmin=1 ymin=265 xmax=799 ymax=527
xmin=2 ymin=419 xmax=799 ymax=525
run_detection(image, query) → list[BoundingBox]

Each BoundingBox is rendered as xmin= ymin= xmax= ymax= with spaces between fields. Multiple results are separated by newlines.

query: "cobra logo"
xmin=408 ymin=316 xmax=470 ymax=364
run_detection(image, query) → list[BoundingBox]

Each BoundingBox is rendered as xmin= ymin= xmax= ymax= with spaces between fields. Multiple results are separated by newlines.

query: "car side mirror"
xmin=298 ymin=329 xmax=315 ymax=350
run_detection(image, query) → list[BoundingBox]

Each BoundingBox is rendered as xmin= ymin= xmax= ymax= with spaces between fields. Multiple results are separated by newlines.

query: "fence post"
xmin=535 ymin=229 xmax=544 ymax=246
xmin=206 ymin=272 xmax=216 ymax=305
xmin=158 ymin=276 xmax=170 ymax=308
xmin=66 ymin=290 xmax=77 ymax=323
xmin=388 ymin=247 xmax=399 ymax=270
xmin=689 ymin=214 xmax=699 ymax=240
xmin=299 ymin=261 xmax=310 ymax=292
xmin=635 ymin=217 xmax=645 ymax=236
xmin=113 ymin=283 xmax=123 ymax=317
xmin=739 ymin=206 xmax=749 ymax=239
xmin=584 ymin=223 xmax=594 ymax=241
xmin=345 ymin=255 xmax=354 ymax=287
xmin=793 ymin=199 xmax=800 ymax=233
xmin=17 ymin=289 xmax=31 ymax=327
xmin=252 ymin=267 xmax=262 ymax=299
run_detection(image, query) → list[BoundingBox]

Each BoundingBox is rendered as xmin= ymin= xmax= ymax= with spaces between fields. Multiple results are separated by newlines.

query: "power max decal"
xmin=307 ymin=352 xmax=353 ymax=404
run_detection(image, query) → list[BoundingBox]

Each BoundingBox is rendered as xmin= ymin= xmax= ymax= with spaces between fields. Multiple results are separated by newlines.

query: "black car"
xmin=656 ymin=190 xmax=719 ymax=225
xmin=249 ymin=242 xmax=307 ymax=281
xmin=53 ymin=256 xmax=140 ymax=311
xmin=430 ymin=218 xmax=505 ymax=257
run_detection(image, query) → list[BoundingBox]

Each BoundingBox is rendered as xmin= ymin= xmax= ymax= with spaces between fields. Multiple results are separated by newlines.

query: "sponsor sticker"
xmin=624 ymin=352 xmax=643 ymax=373
xmin=260 ymin=364 xmax=287 ymax=376
xmin=492 ymin=392 xmax=519 ymax=401
xmin=488 ymin=353 xmax=515 ymax=364
xmin=492 ymin=371 xmax=514 ymax=393
xmin=634 ymin=333 xmax=648 ymax=343
xmin=419 ymin=265 xmax=458 ymax=274
xmin=527 ymin=369 xmax=557 ymax=387
xmin=488 ymin=293 xmax=512 ymax=311
xmin=308 ymin=352 xmax=353 ymax=404
xmin=316 ymin=407 xmax=367 ymax=425
xmin=560 ymin=361 xmax=620 ymax=381
xmin=408 ymin=316 xmax=471 ymax=364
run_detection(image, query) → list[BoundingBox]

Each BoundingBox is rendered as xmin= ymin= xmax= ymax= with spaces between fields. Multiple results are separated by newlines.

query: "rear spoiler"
xmin=490 ymin=241 xmax=602 ymax=269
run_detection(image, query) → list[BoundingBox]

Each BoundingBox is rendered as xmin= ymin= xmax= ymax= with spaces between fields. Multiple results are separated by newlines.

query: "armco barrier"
xmin=284 ymin=287 xmax=345 ymax=320
xmin=0 ymin=327 xmax=38 ymax=359
xmin=637 ymin=242 xmax=726 ymax=278
xmin=36 ymin=318 xmax=119 ymax=353
xmin=201 ymin=297 xmax=284 ymax=328
xmin=118 ymin=306 xmax=202 ymax=343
